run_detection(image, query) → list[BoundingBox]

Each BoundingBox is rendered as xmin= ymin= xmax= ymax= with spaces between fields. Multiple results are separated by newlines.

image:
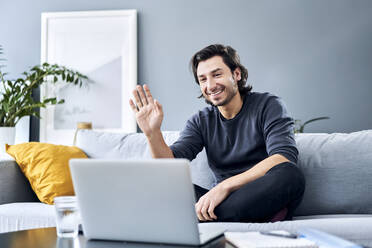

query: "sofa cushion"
xmin=294 ymin=130 xmax=372 ymax=216
xmin=76 ymin=130 xmax=217 ymax=190
xmin=0 ymin=203 xmax=55 ymax=233
xmin=6 ymin=143 xmax=88 ymax=204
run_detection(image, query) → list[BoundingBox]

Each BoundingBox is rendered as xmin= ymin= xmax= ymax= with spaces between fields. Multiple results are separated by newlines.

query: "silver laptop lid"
xmin=69 ymin=159 xmax=200 ymax=245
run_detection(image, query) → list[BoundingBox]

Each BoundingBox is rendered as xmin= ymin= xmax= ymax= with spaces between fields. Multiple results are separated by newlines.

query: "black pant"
xmin=193 ymin=162 xmax=305 ymax=223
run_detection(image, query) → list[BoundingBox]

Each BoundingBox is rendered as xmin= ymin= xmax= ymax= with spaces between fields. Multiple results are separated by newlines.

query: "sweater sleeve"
xmin=169 ymin=115 xmax=204 ymax=161
xmin=260 ymin=95 xmax=298 ymax=164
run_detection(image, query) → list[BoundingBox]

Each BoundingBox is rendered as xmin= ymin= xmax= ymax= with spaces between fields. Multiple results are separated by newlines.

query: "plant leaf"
xmin=1 ymin=61 xmax=88 ymax=126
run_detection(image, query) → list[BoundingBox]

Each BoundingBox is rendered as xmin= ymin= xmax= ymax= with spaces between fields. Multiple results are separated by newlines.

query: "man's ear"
xmin=233 ymin=68 xmax=241 ymax=81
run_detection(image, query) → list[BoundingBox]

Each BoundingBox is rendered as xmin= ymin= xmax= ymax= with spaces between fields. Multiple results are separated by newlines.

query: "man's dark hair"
xmin=190 ymin=44 xmax=252 ymax=103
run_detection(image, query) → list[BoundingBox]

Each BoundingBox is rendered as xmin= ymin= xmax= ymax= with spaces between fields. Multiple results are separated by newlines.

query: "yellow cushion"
xmin=6 ymin=142 xmax=87 ymax=205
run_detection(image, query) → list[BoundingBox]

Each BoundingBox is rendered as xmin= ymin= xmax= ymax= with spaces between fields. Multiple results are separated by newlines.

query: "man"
xmin=129 ymin=44 xmax=305 ymax=222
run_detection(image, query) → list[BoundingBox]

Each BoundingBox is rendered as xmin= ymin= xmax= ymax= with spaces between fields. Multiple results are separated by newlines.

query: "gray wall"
xmin=1 ymin=0 xmax=371 ymax=140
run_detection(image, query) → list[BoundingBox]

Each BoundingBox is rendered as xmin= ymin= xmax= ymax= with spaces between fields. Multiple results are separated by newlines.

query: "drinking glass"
xmin=54 ymin=196 xmax=79 ymax=238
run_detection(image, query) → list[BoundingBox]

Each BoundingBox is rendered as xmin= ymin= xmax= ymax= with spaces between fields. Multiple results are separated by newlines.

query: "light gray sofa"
xmin=0 ymin=130 xmax=371 ymax=246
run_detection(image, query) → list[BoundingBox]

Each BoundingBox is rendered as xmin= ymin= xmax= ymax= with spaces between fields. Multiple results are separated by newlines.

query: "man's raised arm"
xmin=129 ymin=84 xmax=174 ymax=158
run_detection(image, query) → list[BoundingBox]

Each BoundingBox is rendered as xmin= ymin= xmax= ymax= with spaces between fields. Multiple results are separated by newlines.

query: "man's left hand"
xmin=195 ymin=183 xmax=230 ymax=221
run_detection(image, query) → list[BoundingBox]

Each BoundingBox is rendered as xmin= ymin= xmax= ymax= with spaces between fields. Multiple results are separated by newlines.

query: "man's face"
xmin=197 ymin=56 xmax=241 ymax=106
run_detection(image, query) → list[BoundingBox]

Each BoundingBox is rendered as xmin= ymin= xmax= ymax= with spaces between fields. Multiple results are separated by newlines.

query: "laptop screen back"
xmin=69 ymin=159 xmax=200 ymax=245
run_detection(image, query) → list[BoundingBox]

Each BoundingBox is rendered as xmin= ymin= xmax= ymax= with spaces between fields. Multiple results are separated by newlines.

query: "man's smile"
xmin=207 ymin=86 xmax=225 ymax=97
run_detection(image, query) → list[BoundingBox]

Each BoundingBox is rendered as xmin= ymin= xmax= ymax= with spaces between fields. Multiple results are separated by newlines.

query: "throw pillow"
xmin=6 ymin=142 xmax=87 ymax=204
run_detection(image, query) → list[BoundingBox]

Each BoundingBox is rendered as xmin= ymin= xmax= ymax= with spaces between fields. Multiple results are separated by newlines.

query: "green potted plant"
xmin=294 ymin=117 xmax=330 ymax=133
xmin=0 ymin=45 xmax=87 ymax=152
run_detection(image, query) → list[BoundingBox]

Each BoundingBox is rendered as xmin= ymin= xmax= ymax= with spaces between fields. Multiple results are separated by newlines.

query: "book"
xmin=225 ymin=231 xmax=318 ymax=248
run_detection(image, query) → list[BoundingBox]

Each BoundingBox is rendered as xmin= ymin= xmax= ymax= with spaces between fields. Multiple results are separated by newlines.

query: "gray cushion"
xmin=294 ymin=130 xmax=372 ymax=216
xmin=0 ymin=159 xmax=38 ymax=204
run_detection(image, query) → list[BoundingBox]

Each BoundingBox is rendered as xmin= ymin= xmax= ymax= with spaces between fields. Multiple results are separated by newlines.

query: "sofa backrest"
xmin=76 ymin=129 xmax=372 ymax=216
xmin=76 ymin=130 xmax=217 ymax=190
xmin=0 ymin=159 xmax=39 ymax=204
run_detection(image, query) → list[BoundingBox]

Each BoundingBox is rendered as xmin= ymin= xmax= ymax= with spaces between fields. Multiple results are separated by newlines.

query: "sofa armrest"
xmin=0 ymin=159 xmax=39 ymax=204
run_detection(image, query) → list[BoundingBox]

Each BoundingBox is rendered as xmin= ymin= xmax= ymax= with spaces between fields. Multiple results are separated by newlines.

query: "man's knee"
xmin=267 ymin=162 xmax=305 ymax=192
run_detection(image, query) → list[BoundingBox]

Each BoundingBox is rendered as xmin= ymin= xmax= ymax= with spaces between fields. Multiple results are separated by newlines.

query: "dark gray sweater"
xmin=170 ymin=92 xmax=298 ymax=183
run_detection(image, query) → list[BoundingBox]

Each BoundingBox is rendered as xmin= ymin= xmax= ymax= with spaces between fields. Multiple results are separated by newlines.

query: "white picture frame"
xmin=40 ymin=10 xmax=137 ymax=145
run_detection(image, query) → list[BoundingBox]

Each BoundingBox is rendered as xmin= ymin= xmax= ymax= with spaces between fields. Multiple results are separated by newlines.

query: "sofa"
xmin=0 ymin=130 xmax=371 ymax=246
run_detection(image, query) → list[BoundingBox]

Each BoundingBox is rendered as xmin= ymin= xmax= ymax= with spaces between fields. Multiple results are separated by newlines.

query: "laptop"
xmin=69 ymin=159 xmax=225 ymax=245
